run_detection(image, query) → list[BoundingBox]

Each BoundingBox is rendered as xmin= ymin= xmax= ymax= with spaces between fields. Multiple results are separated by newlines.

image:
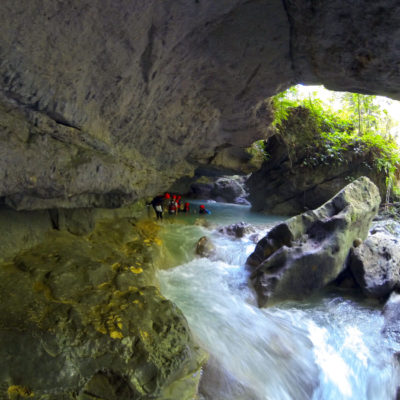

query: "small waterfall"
xmin=158 ymin=203 xmax=400 ymax=400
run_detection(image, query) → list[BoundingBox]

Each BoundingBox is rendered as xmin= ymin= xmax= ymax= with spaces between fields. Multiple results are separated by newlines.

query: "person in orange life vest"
xmin=199 ymin=204 xmax=211 ymax=214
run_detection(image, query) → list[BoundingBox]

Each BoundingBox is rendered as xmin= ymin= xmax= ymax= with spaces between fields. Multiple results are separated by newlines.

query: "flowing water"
xmin=158 ymin=201 xmax=400 ymax=400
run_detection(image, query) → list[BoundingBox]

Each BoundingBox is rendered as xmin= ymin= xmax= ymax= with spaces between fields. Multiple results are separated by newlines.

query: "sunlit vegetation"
xmin=270 ymin=86 xmax=400 ymax=198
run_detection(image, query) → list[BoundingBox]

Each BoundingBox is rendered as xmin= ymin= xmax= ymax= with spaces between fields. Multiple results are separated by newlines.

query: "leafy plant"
xmin=271 ymin=87 xmax=400 ymax=197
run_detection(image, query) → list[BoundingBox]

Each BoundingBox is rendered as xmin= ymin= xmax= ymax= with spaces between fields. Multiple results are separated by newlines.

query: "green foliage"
xmin=247 ymin=140 xmax=270 ymax=162
xmin=271 ymin=87 xmax=400 ymax=192
xmin=272 ymin=87 xmax=300 ymax=128
xmin=255 ymin=140 xmax=270 ymax=161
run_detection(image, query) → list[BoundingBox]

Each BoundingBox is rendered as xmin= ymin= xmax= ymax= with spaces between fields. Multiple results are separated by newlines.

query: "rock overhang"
xmin=1 ymin=0 xmax=399 ymax=210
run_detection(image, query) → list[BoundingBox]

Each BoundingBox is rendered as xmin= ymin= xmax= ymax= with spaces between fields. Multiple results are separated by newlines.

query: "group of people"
xmin=149 ymin=193 xmax=211 ymax=220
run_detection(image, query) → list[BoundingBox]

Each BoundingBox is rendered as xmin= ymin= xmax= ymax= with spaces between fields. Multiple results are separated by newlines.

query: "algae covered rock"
xmin=247 ymin=176 xmax=380 ymax=306
xmin=0 ymin=218 xmax=206 ymax=399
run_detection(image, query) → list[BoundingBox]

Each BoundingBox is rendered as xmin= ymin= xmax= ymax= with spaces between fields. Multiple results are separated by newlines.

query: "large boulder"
xmin=0 ymin=219 xmax=206 ymax=399
xmin=349 ymin=230 xmax=400 ymax=298
xmin=211 ymin=176 xmax=249 ymax=204
xmin=189 ymin=175 xmax=249 ymax=205
xmin=247 ymin=176 xmax=381 ymax=306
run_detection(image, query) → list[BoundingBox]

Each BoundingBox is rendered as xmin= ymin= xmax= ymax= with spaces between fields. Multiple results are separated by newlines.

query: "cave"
xmin=1 ymin=1 xmax=400 ymax=399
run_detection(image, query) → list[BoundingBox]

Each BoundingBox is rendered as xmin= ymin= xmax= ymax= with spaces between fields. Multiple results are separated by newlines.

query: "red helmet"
xmin=172 ymin=195 xmax=176 ymax=199
xmin=165 ymin=193 xmax=170 ymax=199
xmin=200 ymin=205 xmax=205 ymax=209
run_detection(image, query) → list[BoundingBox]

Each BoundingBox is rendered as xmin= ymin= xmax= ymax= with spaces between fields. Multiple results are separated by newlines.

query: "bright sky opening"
xmin=294 ymin=84 xmax=400 ymax=144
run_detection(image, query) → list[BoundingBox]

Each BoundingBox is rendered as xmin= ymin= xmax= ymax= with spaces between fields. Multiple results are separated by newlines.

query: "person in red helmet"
xmin=184 ymin=202 xmax=190 ymax=213
xmin=199 ymin=204 xmax=211 ymax=215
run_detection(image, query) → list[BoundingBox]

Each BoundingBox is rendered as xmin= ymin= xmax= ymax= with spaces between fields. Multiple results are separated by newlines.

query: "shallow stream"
xmin=158 ymin=201 xmax=400 ymax=400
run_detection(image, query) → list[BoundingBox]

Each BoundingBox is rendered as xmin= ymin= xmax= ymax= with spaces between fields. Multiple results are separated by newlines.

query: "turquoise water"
xmin=158 ymin=202 xmax=400 ymax=400
xmin=164 ymin=199 xmax=284 ymax=226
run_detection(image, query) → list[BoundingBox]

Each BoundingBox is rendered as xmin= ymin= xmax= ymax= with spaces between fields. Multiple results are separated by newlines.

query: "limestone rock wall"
xmin=0 ymin=0 xmax=290 ymax=210
xmin=287 ymin=0 xmax=400 ymax=98
xmin=1 ymin=1 xmax=400 ymax=210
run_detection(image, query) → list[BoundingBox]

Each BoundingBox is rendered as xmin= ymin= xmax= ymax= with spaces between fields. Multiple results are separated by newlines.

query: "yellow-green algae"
xmin=7 ymin=385 xmax=34 ymax=399
xmin=0 ymin=217 xmax=206 ymax=399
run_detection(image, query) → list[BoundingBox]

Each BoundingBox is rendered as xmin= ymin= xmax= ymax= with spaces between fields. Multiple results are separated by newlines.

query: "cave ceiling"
xmin=1 ymin=0 xmax=399 ymax=209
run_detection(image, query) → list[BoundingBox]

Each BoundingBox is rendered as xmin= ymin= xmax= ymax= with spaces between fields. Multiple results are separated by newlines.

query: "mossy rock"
xmin=0 ymin=218 xmax=206 ymax=399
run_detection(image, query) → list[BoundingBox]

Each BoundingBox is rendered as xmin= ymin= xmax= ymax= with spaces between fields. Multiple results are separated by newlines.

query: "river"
xmin=158 ymin=201 xmax=400 ymax=400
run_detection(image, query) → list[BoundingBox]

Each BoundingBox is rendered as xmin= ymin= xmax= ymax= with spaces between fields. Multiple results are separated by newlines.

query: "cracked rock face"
xmin=1 ymin=1 xmax=400 ymax=209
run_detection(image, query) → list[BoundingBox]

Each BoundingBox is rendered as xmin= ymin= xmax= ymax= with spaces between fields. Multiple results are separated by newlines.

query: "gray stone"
xmin=189 ymin=174 xmax=249 ymax=205
xmin=211 ymin=176 xmax=248 ymax=204
xmin=349 ymin=231 xmax=400 ymax=298
xmin=247 ymin=177 xmax=381 ymax=306
xmin=218 ymin=222 xmax=255 ymax=239
xmin=196 ymin=236 xmax=216 ymax=258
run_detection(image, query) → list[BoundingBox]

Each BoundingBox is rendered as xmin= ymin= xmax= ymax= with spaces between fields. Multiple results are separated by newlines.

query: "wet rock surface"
xmin=247 ymin=177 xmax=381 ymax=306
xmin=0 ymin=203 xmax=146 ymax=262
xmin=0 ymin=218 xmax=206 ymax=399
xmin=198 ymin=356 xmax=260 ymax=400
xmin=382 ymin=292 xmax=400 ymax=342
xmin=195 ymin=236 xmax=216 ymax=258
xmin=218 ymin=222 xmax=255 ymax=238
xmin=349 ymin=230 xmax=400 ymax=298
